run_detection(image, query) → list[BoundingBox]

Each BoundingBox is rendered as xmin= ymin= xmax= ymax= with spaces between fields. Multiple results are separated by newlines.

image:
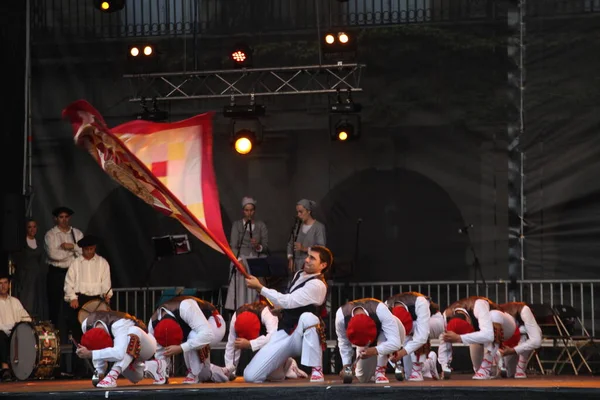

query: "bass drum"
xmin=78 ymin=299 xmax=111 ymax=324
xmin=9 ymin=321 xmax=61 ymax=380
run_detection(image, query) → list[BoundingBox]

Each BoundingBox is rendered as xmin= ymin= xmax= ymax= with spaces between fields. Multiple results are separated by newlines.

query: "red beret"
xmin=81 ymin=327 xmax=113 ymax=350
xmin=502 ymin=328 xmax=521 ymax=348
xmin=446 ymin=318 xmax=475 ymax=335
xmin=392 ymin=306 xmax=414 ymax=335
xmin=154 ymin=318 xmax=184 ymax=347
xmin=234 ymin=311 xmax=261 ymax=340
xmin=346 ymin=314 xmax=377 ymax=346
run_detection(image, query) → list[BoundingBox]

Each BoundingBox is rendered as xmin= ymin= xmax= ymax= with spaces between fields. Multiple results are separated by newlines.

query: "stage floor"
xmin=1 ymin=374 xmax=599 ymax=400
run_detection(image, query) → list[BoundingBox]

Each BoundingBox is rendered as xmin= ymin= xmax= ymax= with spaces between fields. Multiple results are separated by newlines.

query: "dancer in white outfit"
xmin=144 ymin=296 xmax=226 ymax=384
xmin=498 ymin=302 xmax=542 ymax=378
xmin=386 ymin=292 xmax=445 ymax=381
xmin=214 ymin=298 xmax=306 ymax=380
xmin=76 ymin=310 xmax=156 ymax=388
xmin=440 ymin=296 xmax=515 ymax=380
xmin=243 ymin=246 xmax=333 ymax=383
xmin=335 ymin=298 xmax=405 ymax=384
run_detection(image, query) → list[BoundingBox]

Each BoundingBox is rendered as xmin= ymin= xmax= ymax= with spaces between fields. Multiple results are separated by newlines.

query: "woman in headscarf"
xmin=287 ymin=199 xmax=326 ymax=273
xmin=225 ymin=197 xmax=269 ymax=311
xmin=14 ymin=218 xmax=48 ymax=320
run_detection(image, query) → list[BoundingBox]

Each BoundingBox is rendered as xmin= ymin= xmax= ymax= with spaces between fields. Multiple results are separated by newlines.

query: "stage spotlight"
xmin=128 ymin=44 xmax=155 ymax=58
xmin=233 ymin=131 xmax=255 ymax=155
xmin=322 ymin=31 xmax=356 ymax=62
xmin=230 ymin=43 xmax=253 ymax=68
xmin=329 ymin=97 xmax=361 ymax=142
xmin=93 ymin=0 xmax=125 ymax=13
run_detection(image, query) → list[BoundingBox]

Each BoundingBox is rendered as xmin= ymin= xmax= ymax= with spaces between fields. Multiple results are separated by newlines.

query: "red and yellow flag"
xmin=62 ymin=100 xmax=247 ymax=277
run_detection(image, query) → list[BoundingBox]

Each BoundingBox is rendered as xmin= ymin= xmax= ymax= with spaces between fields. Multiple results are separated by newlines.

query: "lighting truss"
xmin=124 ymin=63 xmax=365 ymax=102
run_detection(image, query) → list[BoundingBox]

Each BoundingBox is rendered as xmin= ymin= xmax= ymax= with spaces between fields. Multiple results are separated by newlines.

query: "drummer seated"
xmin=63 ymin=235 xmax=113 ymax=338
xmin=0 ymin=274 xmax=31 ymax=381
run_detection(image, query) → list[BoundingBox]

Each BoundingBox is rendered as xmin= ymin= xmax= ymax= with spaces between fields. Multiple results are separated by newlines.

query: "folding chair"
xmin=552 ymin=304 xmax=599 ymax=375
xmin=527 ymin=303 xmax=588 ymax=375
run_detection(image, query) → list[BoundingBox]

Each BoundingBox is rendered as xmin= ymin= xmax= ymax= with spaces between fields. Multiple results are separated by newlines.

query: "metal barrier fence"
xmin=113 ymin=279 xmax=600 ymax=340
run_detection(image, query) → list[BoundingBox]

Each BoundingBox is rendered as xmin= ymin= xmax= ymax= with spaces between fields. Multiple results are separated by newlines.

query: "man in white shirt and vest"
xmin=0 ymin=273 xmax=31 ymax=381
xmin=243 ymin=245 xmax=332 ymax=383
xmin=45 ymin=206 xmax=83 ymax=340
xmin=64 ymin=234 xmax=112 ymax=341
xmin=216 ymin=297 xmax=307 ymax=381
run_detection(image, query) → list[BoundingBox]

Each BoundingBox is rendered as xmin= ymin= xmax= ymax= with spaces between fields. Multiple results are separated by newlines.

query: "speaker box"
xmin=0 ymin=193 xmax=25 ymax=252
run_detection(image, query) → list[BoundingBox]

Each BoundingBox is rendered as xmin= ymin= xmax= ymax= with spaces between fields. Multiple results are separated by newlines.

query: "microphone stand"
xmin=289 ymin=218 xmax=301 ymax=275
xmin=462 ymin=226 xmax=486 ymax=286
xmin=231 ymin=221 xmax=248 ymax=310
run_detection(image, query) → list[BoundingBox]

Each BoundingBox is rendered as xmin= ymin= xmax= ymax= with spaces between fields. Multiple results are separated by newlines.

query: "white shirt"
xmin=0 ymin=296 xmax=32 ymax=335
xmin=26 ymin=237 xmax=37 ymax=249
xmin=45 ymin=226 xmax=84 ymax=268
xmin=402 ymin=296 xmax=432 ymax=355
xmin=148 ymin=298 xmax=213 ymax=353
xmin=63 ymin=254 xmax=113 ymax=301
xmin=335 ymin=302 xmax=402 ymax=365
xmin=85 ymin=318 xmax=136 ymax=362
xmin=224 ymin=307 xmax=278 ymax=371
xmin=260 ymin=271 xmax=327 ymax=309
xmin=458 ymin=299 xmax=495 ymax=345
xmin=514 ymin=305 xmax=542 ymax=354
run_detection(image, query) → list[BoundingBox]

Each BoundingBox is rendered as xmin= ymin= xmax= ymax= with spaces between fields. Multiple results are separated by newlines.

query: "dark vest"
xmin=341 ymin=298 xmax=382 ymax=344
xmin=385 ymin=292 xmax=439 ymax=320
xmin=446 ymin=296 xmax=499 ymax=332
xmin=236 ymin=301 xmax=269 ymax=337
xmin=150 ymin=296 xmax=219 ymax=339
xmin=500 ymin=302 xmax=527 ymax=326
xmin=85 ymin=310 xmax=146 ymax=338
xmin=278 ymin=272 xmax=327 ymax=334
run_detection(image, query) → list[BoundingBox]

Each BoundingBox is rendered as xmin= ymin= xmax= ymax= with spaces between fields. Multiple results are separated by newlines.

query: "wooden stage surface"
xmin=1 ymin=374 xmax=599 ymax=399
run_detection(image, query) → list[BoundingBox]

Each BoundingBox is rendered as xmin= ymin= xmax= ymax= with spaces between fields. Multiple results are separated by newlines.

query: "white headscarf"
xmin=242 ymin=197 xmax=257 ymax=208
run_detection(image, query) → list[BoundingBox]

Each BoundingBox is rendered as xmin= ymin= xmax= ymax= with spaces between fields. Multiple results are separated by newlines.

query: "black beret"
xmin=52 ymin=206 xmax=75 ymax=217
xmin=77 ymin=235 xmax=99 ymax=248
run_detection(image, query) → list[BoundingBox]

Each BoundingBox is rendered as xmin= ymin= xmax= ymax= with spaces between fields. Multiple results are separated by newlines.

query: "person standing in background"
xmin=44 ymin=206 xmax=84 ymax=340
xmin=287 ymin=199 xmax=326 ymax=273
xmin=13 ymin=218 xmax=48 ymax=321
xmin=225 ymin=197 xmax=269 ymax=311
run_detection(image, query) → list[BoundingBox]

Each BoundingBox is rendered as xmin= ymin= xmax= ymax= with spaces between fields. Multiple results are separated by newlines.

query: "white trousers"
xmin=355 ymin=317 xmax=405 ymax=383
xmin=401 ymin=337 xmax=428 ymax=377
xmin=503 ymin=328 xmax=532 ymax=377
xmin=243 ymin=312 xmax=322 ymax=383
xmin=154 ymin=315 xmax=226 ymax=378
xmin=93 ymin=326 xmax=157 ymax=383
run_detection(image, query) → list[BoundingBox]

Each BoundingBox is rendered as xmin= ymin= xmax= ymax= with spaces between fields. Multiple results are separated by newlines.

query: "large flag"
xmin=62 ymin=100 xmax=247 ymax=277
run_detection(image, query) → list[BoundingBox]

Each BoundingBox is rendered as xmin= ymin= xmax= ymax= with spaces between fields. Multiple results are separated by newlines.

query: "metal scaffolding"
xmin=124 ymin=63 xmax=366 ymax=102
xmin=507 ymin=0 xmax=526 ymax=300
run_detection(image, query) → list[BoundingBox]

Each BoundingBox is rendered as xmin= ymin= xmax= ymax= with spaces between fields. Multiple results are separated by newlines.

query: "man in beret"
xmin=0 ymin=273 xmax=31 ymax=381
xmin=144 ymin=296 xmax=226 ymax=384
xmin=215 ymin=297 xmax=307 ymax=381
xmin=386 ymin=292 xmax=445 ymax=381
xmin=75 ymin=310 xmax=155 ymax=388
xmin=64 ymin=235 xmax=113 ymax=342
xmin=335 ymin=298 xmax=405 ymax=384
xmin=439 ymin=296 xmax=515 ymax=380
xmin=44 ymin=206 xmax=83 ymax=340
